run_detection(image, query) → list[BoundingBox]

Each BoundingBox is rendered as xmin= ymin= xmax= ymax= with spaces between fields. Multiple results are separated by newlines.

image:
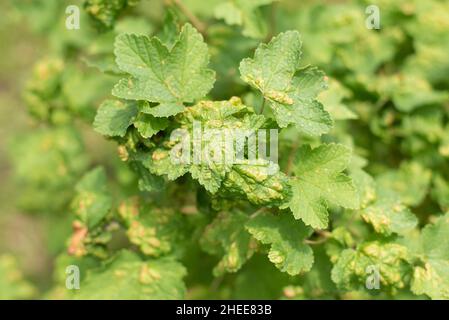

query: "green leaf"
xmin=377 ymin=162 xmax=432 ymax=207
xmin=129 ymin=161 xmax=165 ymax=192
xmin=158 ymin=8 xmax=181 ymax=49
xmin=112 ymin=23 xmax=215 ymax=117
xmin=412 ymin=259 xmax=449 ymax=300
xmin=139 ymin=101 xmax=185 ymax=118
xmin=84 ymin=54 xmax=124 ymax=75
xmin=220 ymin=160 xmax=291 ymax=207
xmin=376 ymin=161 xmax=432 ymax=206
xmin=432 ymin=175 xmax=449 ymax=211
xmin=296 ymin=246 xmax=337 ymax=299
xmin=331 ymin=241 xmax=412 ymax=291
xmin=377 ymin=75 xmax=449 ymax=113
xmin=10 ymin=127 xmax=88 ymax=212
xmin=93 ymin=100 xmax=138 ymax=137
xmin=144 ymin=147 xmax=189 ymax=181
xmin=325 ymin=227 xmax=355 ymax=264
xmin=115 ymin=16 xmax=153 ymax=35
xmin=84 ymin=0 xmax=140 ymax=31
xmin=215 ymin=2 xmax=242 ymax=25
xmin=411 ymin=214 xmax=449 ymax=299
xmin=23 ymin=58 xmax=65 ymax=123
xmin=134 ymin=113 xmax=169 ymax=138
xmin=288 ymin=144 xmax=359 ymax=229
xmin=232 ymin=255 xmax=291 ymax=299
xmin=75 ymin=250 xmax=186 ymax=299
xmin=72 ymin=167 xmax=112 ymax=229
xmin=0 ymin=255 xmax=36 ymax=299
xmin=214 ymin=0 xmax=274 ymax=38
xmin=201 ymin=211 xmax=256 ymax=276
xmin=349 ymin=166 xmax=376 ymax=208
xmin=118 ymin=198 xmax=186 ymax=257
xmin=239 ymin=31 xmax=332 ymax=135
xmin=401 ymin=106 xmax=445 ymax=143
xmin=361 ymin=187 xmax=418 ymax=236
xmin=246 ymin=212 xmax=314 ymax=275
xmin=318 ymin=78 xmax=357 ymax=120
xmin=145 ymin=98 xmax=267 ymax=193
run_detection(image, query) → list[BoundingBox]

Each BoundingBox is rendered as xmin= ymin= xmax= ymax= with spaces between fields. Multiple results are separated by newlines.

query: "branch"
xmin=250 ymin=207 xmax=267 ymax=219
xmin=265 ymin=1 xmax=278 ymax=41
xmin=304 ymin=238 xmax=328 ymax=245
xmin=304 ymin=230 xmax=332 ymax=245
xmin=260 ymin=98 xmax=266 ymax=114
xmin=286 ymin=140 xmax=300 ymax=175
xmin=169 ymin=0 xmax=207 ymax=35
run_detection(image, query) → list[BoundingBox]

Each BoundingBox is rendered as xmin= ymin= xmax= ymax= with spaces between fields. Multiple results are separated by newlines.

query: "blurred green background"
xmin=0 ymin=1 xmax=48 ymax=290
xmin=1 ymin=0 xmax=448 ymax=299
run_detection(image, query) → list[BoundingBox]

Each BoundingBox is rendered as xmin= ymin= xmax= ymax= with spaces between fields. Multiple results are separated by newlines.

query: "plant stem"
xmin=171 ymin=0 xmax=206 ymax=35
xmin=286 ymin=140 xmax=300 ymax=175
xmin=210 ymin=275 xmax=224 ymax=292
xmin=304 ymin=230 xmax=332 ymax=245
xmin=266 ymin=1 xmax=278 ymax=41
xmin=260 ymin=99 xmax=266 ymax=114
xmin=250 ymin=207 xmax=267 ymax=219
xmin=304 ymin=238 xmax=328 ymax=245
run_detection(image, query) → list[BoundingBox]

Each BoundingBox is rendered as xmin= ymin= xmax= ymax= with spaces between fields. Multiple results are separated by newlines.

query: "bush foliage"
xmin=1 ymin=0 xmax=449 ymax=300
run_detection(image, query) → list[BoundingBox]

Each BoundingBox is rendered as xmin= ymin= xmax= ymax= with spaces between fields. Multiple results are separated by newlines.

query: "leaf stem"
xmin=304 ymin=230 xmax=332 ymax=245
xmin=170 ymin=0 xmax=207 ymax=35
xmin=286 ymin=140 xmax=300 ymax=175
xmin=250 ymin=207 xmax=267 ymax=219
xmin=304 ymin=238 xmax=327 ymax=245
xmin=260 ymin=99 xmax=266 ymax=114
xmin=266 ymin=1 xmax=278 ymax=41
xmin=210 ymin=275 xmax=224 ymax=292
